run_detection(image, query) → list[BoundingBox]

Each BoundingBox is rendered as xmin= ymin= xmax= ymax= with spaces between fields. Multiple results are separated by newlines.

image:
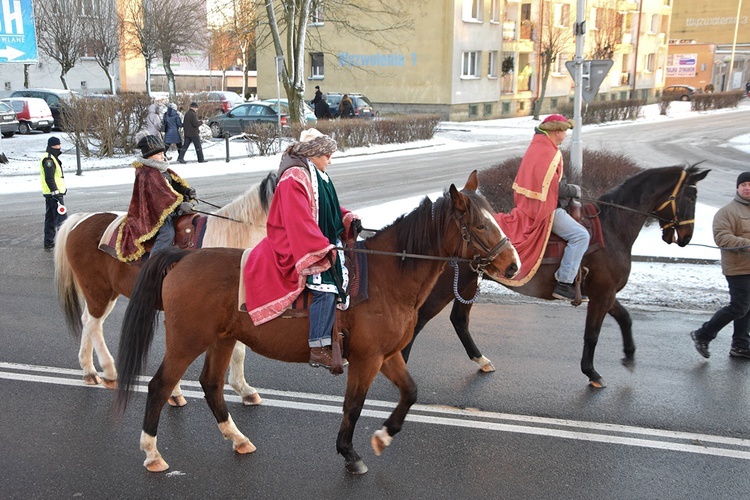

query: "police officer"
xmin=40 ymin=136 xmax=67 ymax=249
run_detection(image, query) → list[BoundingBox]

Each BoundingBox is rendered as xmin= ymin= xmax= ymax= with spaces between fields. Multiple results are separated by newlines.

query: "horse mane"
xmin=202 ymin=171 xmax=278 ymax=249
xmin=599 ymin=163 xmax=696 ymax=207
xmin=375 ymin=188 xmax=488 ymax=271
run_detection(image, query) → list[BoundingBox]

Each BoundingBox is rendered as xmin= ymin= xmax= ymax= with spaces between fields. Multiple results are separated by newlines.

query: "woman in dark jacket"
xmin=162 ymin=103 xmax=183 ymax=153
xmin=337 ymin=94 xmax=355 ymax=119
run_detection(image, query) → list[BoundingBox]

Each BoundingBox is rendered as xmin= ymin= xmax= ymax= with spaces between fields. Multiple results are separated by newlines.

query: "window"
xmin=650 ymin=14 xmax=659 ymax=33
xmin=464 ymin=0 xmax=483 ymax=22
xmin=310 ymin=52 xmax=324 ymax=78
xmin=490 ymin=0 xmax=500 ymax=22
xmin=310 ymin=1 xmax=324 ymax=25
xmin=488 ymin=51 xmax=498 ymax=78
xmin=521 ymin=3 xmax=531 ymax=21
xmin=553 ymin=3 xmax=571 ymax=28
xmin=462 ymin=51 xmax=481 ymax=78
xmin=645 ymin=53 xmax=655 ymax=72
xmin=468 ymin=104 xmax=479 ymax=117
xmin=555 ymin=52 xmax=570 ymax=74
xmin=502 ymin=101 xmax=510 ymax=114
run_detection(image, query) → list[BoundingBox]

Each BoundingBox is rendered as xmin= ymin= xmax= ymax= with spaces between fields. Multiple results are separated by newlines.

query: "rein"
xmin=191 ymin=208 xmax=243 ymax=223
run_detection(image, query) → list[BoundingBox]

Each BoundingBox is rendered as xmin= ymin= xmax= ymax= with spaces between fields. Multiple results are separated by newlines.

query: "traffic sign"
xmin=0 ymin=0 xmax=39 ymax=63
xmin=565 ymin=59 xmax=614 ymax=103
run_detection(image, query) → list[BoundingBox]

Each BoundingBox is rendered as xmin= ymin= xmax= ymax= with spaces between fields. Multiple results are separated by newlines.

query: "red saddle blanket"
xmin=98 ymin=213 xmax=208 ymax=264
xmin=542 ymin=203 xmax=604 ymax=265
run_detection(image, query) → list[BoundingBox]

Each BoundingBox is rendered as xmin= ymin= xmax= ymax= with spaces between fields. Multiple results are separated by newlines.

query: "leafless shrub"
xmin=558 ymin=99 xmax=646 ymax=125
xmin=691 ymin=90 xmax=745 ymax=111
xmin=243 ymin=122 xmax=280 ymax=156
xmin=478 ymin=148 xmax=643 ymax=213
xmin=313 ymin=114 xmax=441 ymax=150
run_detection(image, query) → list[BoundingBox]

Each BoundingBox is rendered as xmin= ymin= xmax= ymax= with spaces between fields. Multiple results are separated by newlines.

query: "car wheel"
xmin=18 ymin=122 xmax=31 ymax=134
xmin=210 ymin=123 xmax=223 ymax=138
xmin=1 ymin=132 xmax=14 ymax=138
xmin=680 ymin=95 xmax=689 ymax=101
xmin=41 ymin=127 xmax=52 ymax=133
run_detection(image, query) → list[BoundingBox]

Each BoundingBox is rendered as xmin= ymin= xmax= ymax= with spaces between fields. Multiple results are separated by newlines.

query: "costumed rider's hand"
xmin=179 ymin=201 xmax=194 ymax=214
xmin=351 ymin=218 xmax=363 ymax=235
xmin=187 ymin=188 xmax=197 ymax=201
xmin=571 ymin=184 xmax=582 ymax=199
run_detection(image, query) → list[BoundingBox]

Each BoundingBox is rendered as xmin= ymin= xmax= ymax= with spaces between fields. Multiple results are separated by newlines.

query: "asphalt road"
xmin=2 ymin=109 xmax=750 ymax=499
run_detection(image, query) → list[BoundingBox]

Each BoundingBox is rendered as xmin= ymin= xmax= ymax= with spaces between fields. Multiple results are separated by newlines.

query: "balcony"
xmin=503 ymin=21 xmax=516 ymax=41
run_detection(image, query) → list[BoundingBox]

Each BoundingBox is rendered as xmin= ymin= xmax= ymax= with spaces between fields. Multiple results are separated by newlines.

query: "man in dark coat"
xmin=177 ymin=102 xmax=205 ymax=164
xmin=311 ymin=86 xmax=331 ymax=119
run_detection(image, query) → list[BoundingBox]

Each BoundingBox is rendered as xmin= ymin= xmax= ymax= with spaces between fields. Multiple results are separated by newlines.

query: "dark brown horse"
xmin=54 ymin=171 xmax=277 ymax=404
xmin=115 ymin=171 xmax=520 ymax=474
xmin=404 ymin=164 xmax=710 ymax=388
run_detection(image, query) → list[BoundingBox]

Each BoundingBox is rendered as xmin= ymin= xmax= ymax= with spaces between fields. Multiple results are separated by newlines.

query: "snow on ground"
xmin=2 ymin=101 xmax=749 ymax=313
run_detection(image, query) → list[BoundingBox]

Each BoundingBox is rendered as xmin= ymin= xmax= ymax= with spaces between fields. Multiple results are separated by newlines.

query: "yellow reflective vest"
xmin=40 ymin=153 xmax=66 ymax=195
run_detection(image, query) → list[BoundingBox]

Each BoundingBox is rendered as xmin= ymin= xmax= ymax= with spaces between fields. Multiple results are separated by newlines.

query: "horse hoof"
xmin=168 ymin=395 xmax=187 ymax=407
xmin=234 ymin=440 xmax=257 ymax=454
xmin=345 ymin=459 xmax=368 ymax=475
xmin=145 ymin=458 xmax=169 ymax=472
xmin=83 ymin=373 xmax=101 ymax=386
xmin=370 ymin=427 xmax=392 ymax=456
xmin=473 ymin=356 xmax=495 ymax=373
xmin=242 ymin=393 xmax=263 ymax=406
xmin=101 ymin=378 xmax=117 ymax=390
xmin=621 ymin=357 xmax=636 ymax=372
xmin=589 ymin=378 xmax=607 ymax=389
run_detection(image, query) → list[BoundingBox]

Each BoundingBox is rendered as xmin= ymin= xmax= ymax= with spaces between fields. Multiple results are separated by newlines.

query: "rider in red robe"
xmin=244 ymin=129 xmax=360 ymax=370
xmin=495 ymin=114 xmax=589 ymax=301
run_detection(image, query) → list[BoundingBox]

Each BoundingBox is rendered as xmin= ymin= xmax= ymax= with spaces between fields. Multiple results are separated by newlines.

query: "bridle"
xmin=583 ymin=169 xmax=696 ymax=232
xmin=451 ymin=209 xmax=513 ymax=274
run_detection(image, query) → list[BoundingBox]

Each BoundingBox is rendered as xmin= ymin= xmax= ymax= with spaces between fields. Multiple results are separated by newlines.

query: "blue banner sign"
xmin=0 ymin=0 xmax=38 ymax=63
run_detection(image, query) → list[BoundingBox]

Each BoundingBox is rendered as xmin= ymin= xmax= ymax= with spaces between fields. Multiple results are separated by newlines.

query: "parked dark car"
xmin=10 ymin=88 xmax=76 ymax=129
xmin=662 ymin=85 xmax=700 ymax=101
xmin=325 ymin=93 xmax=376 ymax=118
xmin=194 ymin=91 xmax=245 ymax=115
xmin=207 ymin=102 xmax=289 ymax=138
xmin=1 ymin=97 xmax=54 ymax=134
xmin=0 ymin=101 xmax=19 ymax=138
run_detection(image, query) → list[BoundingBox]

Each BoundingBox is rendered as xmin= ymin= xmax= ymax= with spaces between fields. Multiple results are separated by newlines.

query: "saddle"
xmin=541 ymin=202 xmax=604 ymax=266
xmin=98 ymin=213 xmax=208 ymax=264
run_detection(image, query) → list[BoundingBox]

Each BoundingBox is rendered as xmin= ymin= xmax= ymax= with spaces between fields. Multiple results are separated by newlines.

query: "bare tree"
xmin=531 ymin=3 xmax=574 ymax=119
xmin=151 ymin=0 xmax=209 ymax=100
xmin=209 ymin=0 xmax=258 ymax=99
xmin=85 ymin=0 xmax=121 ymax=94
xmin=35 ymin=0 xmax=89 ymax=89
xmin=259 ymin=0 xmax=415 ymax=127
xmin=120 ymin=0 xmax=159 ymax=95
xmin=588 ymin=0 xmax=623 ymax=60
xmin=207 ymin=28 xmax=241 ymax=91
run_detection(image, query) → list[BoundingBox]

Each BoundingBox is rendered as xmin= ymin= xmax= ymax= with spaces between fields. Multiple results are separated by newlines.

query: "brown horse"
xmin=404 ymin=164 xmax=710 ymax=388
xmin=115 ymin=171 xmax=520 ymax=474
xmin=54 ymin=171 xmax=276 ymax=404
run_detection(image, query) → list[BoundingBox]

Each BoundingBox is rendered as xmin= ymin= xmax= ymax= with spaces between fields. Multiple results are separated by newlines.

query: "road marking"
xmin=3 ymin=361 xmax=750 ymax=460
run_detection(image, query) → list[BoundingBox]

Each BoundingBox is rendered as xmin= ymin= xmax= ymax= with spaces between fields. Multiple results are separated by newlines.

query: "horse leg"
xmin=227 ymin=341 xmax=262 ymax=406
xmin=140 ymin=349 xmax=205 ymax=472
xmin=201 ymin=340 xmax=256 ymax=454
xmin=337 ymin=358 xmax=383 ymax=475
xmin=581 ymin=296 xmax=615 ymax=389
xmin=372 ymin=354 xmax=418 ymax=456
xmin=608 ymin=299 xmax=635 ymax=370
xmin=449 ymin=297 xmax=494 ymax=372
xmin=80 ymin=300 xmax=118 ymax=388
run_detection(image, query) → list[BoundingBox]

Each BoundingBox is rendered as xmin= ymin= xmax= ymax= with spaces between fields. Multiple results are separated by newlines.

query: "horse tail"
xmin=54 ymin=213 xmax=88 ymax=341
xmin=115 ymin=248 xmax=189 ymax=413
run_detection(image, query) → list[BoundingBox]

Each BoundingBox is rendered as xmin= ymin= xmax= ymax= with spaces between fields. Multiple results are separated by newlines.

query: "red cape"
xmin=494 ymin=132 xmax=562 ymax=285
xmin=116 ymin=162 xmax=190 ymax=262
xmin=244 ymin=165 xmax=355 ymax=325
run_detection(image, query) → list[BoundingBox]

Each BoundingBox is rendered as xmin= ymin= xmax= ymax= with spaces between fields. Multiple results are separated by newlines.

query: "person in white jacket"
xmin=146 ymin=104 xmax=162 ymax=137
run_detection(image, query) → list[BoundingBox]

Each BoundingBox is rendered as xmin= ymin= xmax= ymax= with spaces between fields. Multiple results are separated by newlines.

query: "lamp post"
xmin=728 ymin=0 xmax=743 ymax=90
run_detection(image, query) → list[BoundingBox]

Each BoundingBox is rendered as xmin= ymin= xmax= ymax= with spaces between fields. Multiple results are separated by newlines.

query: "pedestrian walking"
xmin=177 ymin=102 xmax=205 ymax=164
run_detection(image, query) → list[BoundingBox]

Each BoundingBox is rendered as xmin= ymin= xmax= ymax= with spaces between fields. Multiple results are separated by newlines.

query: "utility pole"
xmin=729 ymin=0 xmax=743 ymax=90
xmin=570 ymin=0 xmax=586 ymax=182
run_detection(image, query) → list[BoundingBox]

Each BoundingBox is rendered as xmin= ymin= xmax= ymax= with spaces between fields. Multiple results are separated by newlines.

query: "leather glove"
xmin=187 ymin=188 xmax=196 ymax=200
xmin=351 ymin=218 xmax=363 ymax=234
xmin=179 ymin=201 xmax=193 ymax=213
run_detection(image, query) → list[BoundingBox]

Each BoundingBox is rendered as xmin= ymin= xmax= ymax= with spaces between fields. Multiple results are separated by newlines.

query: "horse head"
xmin=449 ymin=171 xmax=520 ymax=279
xmin=655 ymin=163 xmax=710 ymax=247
